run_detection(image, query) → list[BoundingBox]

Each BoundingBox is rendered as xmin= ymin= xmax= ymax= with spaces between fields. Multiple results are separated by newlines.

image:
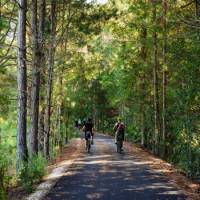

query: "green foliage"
xmin=19 ymin=154 xmax=47 ymax=193
xmin=0 ymin=144 xmax=12 ymax=200
xmin=0 ymin=159 xmax=8 ymax=199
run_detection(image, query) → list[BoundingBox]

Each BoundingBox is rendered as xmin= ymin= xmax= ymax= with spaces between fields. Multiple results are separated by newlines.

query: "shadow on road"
xmin=46 ymin=135 xmax=186 ymax=200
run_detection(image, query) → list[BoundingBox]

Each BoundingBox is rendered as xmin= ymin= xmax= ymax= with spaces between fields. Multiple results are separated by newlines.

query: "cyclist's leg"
xmin=117 ymin=140 xmax=120 ymax=153
xmin=115 ymin=132 xmax=117 ymax=144
xmin=91 ymin=132 xmax=94 ymax=144
xmin=85 ymin=138 xmax=88 ymax=149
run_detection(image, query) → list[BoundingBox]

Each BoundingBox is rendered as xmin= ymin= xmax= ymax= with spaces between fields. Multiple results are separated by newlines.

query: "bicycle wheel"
xmin=87 ymin=139 xmax=91 ymax=153
xmin=117 ymin=140 xmax=122 ymax=153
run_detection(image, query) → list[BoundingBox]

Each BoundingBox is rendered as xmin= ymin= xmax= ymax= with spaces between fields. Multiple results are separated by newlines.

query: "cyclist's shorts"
xmin=85 ymin=131 xmax=92 ymax=140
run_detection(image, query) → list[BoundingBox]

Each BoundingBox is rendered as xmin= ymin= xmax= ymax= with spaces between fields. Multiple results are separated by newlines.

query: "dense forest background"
xmin=0 ymin=0 xmax=200 ymax=198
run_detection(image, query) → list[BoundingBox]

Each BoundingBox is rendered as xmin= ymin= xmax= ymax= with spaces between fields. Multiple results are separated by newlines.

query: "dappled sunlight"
xmin=99 ymin=165 xmax=117 ymax=173
xmin=46 ymin=161 xmax=74 ymax=180
xmin=83 ymin=185 xmax=95 ymax=188
xmin=88 ymin=154 xmax=112 ymax=159
xmin=86 ymin=192 xmax=103 ymax=199
xmin=45 ymin=135 xmax=187 ymax=200
xmin=153 ymin=168 xmax=172 ymax=173
xmin=46 ymin=169 xmax=79 ymax=180
xmin=74 ymin=159 xmax=152 ymax=166
xmin=123 ymin=177 xmax=135 ymax=181
xmin=145 ymin=185 xmax=174 ymax=190
xmin=159 ymin=191 xmax=182 ymax=195
xmin=46 ymin=155 xmax=186 ymax=199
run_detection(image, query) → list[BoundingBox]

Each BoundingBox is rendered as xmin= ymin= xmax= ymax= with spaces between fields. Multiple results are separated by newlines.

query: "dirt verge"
xmin=124 ymin=141 xmax=200 ymax=200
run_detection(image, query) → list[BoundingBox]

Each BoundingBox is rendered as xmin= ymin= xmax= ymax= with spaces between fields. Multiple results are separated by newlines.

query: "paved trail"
xmin=46 ymin=134 xmax=186 ymax=200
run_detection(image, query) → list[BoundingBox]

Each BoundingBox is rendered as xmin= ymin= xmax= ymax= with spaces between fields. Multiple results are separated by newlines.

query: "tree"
xmin=152 ymin=0 xmax=161 ymax=155
xmin=16 ymin=0 xmax=28 ymax=172
xmin=162 ymin=0 xmax=168 ymax=157
xmin=30 ymin=0 xmax=40 ymax=157
xmin=38 ymin=0 xmax=46 ymax=153
xmin=44 ymin=0 xmax=57 ymax=158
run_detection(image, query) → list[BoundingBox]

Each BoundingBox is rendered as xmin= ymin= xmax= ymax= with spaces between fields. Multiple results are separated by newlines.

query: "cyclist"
xmin=83 ymin=118 xmax=94 ymax=148
xmin=113 ymin=118 xmax=125 ymax=151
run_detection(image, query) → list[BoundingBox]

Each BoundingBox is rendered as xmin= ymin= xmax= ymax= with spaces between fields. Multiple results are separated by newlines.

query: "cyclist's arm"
xmin=113 ymin=123 xmax=118 ymax=131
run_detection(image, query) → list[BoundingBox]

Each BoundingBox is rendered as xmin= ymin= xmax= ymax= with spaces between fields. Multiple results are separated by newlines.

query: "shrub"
xmin=19 ymin=153 xmax=47 ymax=193
xmin=0 ymin=166 xmax=7 ymax=200
xmin=0 ymin=146 xmax=10 ymax=200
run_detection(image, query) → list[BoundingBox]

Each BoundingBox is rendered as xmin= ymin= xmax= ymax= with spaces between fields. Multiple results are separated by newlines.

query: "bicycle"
xmin=116 ymin=132 xmax=123 ymax=154
xmin=85 ymin=131 xmax=92 ymax=153
xmin=116 ymin=139 xmax=123 ymax=153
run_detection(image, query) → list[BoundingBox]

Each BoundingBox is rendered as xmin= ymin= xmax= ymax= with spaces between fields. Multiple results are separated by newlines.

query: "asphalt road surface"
xmin=46 ymin=134 xmax=186 ymax=200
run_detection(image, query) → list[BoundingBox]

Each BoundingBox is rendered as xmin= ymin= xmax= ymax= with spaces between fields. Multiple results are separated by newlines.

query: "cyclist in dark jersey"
xmin=113 ymin=118 xmax=125 ymax=149
xmin=84 ymin=118 xmax=93 ymax=137
xmin=83 ymin=118 xmax=94 ymax=147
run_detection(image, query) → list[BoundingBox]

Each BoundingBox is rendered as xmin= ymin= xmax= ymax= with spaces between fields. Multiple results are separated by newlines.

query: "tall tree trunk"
xmin=58 ymin=1 xmax=66 ymax=151
xmin=195 ymin=0 xmax=200 ymax=18
xmin=38 ymin=107 xmax=45 ymax=152
xmin=57 ymin=1 xmax=73 ymax=149
xmin=140 ymin=22 xmax=147 ymax=147
xmin=44 ymin=0 xmax=56 ymax=158
xmin=195 ymin=0 xmax=200 ymax=40
xmin=152 ymin=0 xmax=160 ymax=155
xmin=58 ymin=103 xmax=63 ymax=150
xmin=38 ymin=0 xmax=46 ymax=153
xmin=162 ymin=0 xmax=168 ymax=157
xmin=30 ymin=0 xmax=40 ymax=157
xmin=140 ymin=78 xmax=145 ymax=146
xmin=0 ymin=1 xmax=1 ymax=25
xmin=58 ymin=65 xmax=65 ymax=150
xmin=16 ymin=0 xmax=28 ymax=172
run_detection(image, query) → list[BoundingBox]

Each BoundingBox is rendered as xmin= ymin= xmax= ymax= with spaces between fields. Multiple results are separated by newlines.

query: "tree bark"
xmin=16 ymin=0 xmax=28 ymax=172
xmin=140 ymin=21 xmax=147 ymax=146
xmin=44 ymin=0 xmax=56 ymax=158
xmin=195 ymin=0 xmax=200 ymax=19
xmin=57 ymin=1 xmax=73 ymax=149
xmin=152 ymin=0 xmax=161 ymax=155
xmin=38 ymin=0 xmax=46 ymax=153
xmin=162 ymin=0 xmax=168 ymax=157
xmin=30 ymin=0 xmax=40 ymax=157
xmin=38 ymin=107 xmax=45 ymax=152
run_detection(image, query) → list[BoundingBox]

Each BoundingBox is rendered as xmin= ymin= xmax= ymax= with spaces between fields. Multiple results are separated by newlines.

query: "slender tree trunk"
xmin=58 ymin=103 xmax=63 ymax=150
xmin=162 ymin=0 xmax=168 ymax=157
xmin=195 ymin=0 xmax=200 ymax=18
xmin=140 ymin=23 xmax=147 ymax=146
xmin=44 ymin=0 xmax=56 ymax=158
xmin=58 ymin=2 xmax=66 ymax=150
xmin=140 ymin=78 xmax=145 ymax=146
xmin=57 ymin=1 xmax=75 ymax=146
xmin=0 ymin=1 xmax=1 ymax=27
xmin=38 ymin=107 xmax=45 ymax=152
xmin=58 ymin=67 xmax=65 ymax=149
xmin=195 ymin=0 xmax=200 ymax=41
xmin=16 ymin=0 xmax=28 ymax=172
xmin=93 ymin=103 xmax=98 ymax=130
xmin=30 ymin=0 xmax=40 ymax=157
xmin=38 ymin=0 xmax=46 ymax=153
xmin=152 ymin=0 xmax=160 ymax=155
